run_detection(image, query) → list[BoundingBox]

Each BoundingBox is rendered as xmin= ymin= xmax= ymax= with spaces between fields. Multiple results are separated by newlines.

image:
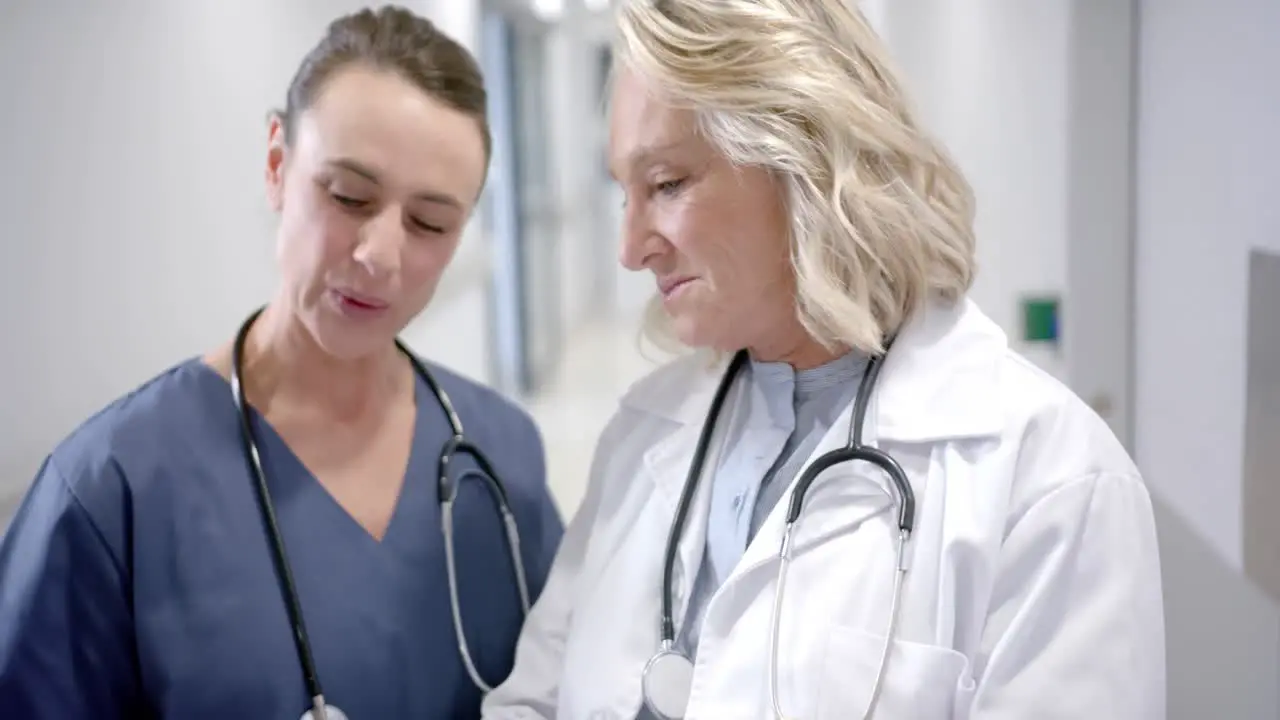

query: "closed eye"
xmin=332 ymin=193 xmax=369 ymax=209
xmin=331 ymin=191 xmax=448 ymax=234
xmin=409 ymin=217 xmax=446 ymax=234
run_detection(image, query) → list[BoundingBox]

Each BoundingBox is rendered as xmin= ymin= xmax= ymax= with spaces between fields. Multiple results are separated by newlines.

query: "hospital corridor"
xmin=1 ymin=0 xmax=1278 ymax=718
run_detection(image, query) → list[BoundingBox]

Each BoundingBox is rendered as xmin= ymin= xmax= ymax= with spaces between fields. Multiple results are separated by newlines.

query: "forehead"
xmin=293 ymin=65 xmax=487 ymax=202
xmin=608 ymin=67 xmax=701 ymax=175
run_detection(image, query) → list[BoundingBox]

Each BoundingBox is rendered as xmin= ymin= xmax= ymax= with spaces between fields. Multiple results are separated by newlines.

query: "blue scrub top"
xmin=0 ymin=357 xmax=564 ymax=719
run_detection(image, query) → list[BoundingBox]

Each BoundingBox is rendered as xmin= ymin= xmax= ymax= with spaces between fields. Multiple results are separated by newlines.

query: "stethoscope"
xmin=229 ymin=307 xmax=531 ymax=720
xmin=640 ymin=344 xmax=916 ymax=720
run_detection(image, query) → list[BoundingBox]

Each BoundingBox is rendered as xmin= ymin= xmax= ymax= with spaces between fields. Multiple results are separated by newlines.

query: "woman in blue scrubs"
xmin=0 ymin=7 xmax=563 ymax=719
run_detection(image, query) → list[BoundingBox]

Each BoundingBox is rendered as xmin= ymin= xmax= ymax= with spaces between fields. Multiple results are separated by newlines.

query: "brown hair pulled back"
xmin=279 ymin=5 xmax=490 ymax=161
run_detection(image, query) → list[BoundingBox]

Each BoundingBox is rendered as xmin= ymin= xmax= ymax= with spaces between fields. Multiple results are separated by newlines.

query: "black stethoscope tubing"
xmin=231 ymin=308 xmax=325 ymax=707
xmin=229 ymin=307 xmax=523 ymax=716
xmin=657 ymin=344 xmax=916 ymax=647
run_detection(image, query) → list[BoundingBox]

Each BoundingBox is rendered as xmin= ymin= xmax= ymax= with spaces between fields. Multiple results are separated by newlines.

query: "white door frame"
xmin=1063 ymin=0 xmax=1139 ymax=451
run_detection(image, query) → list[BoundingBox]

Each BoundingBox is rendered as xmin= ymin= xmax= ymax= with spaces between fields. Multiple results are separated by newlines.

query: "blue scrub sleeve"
xmin=0 ymin=457 xmax=143 ymax=719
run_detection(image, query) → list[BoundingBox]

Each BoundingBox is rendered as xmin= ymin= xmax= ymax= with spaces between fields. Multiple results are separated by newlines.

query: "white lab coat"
xmin=483 ymin=298 xmax=1165 ymax=720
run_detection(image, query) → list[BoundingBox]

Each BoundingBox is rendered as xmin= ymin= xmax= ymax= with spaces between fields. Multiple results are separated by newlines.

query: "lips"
xmin=658 ymin=276 xmax=694 ymax=297
xmin=334 ymin=289 xmax=389 ymax=310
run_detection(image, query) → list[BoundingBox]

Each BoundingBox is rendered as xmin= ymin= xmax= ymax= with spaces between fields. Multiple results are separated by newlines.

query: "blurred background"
xmin=1 ymin=0 xmax=1277 ymax=715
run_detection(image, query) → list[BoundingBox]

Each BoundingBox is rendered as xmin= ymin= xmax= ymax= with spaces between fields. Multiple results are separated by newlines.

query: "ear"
xmin=265 ymin=113 xmax=288 ymax=212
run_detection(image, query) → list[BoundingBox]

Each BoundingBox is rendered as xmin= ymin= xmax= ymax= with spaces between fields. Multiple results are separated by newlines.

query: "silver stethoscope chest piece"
xmin=641 ymin=647 xmax=696 ymax=720
xmin=301 ymin=703 xmax=349 ymax=720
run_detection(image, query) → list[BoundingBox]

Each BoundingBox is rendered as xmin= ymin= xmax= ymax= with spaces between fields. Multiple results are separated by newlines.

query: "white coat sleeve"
xmin=970 ymin=472 xmax=1166 ymax=719
xmin=481 ymin=413 xmax=626 ymax=719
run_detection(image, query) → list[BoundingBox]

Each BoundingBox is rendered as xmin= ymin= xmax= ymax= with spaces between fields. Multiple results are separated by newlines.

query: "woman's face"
xmin=266 ymin=65 xmax=487 ymax=360
xmin=608 ymin=67 xmax=801 ymax=359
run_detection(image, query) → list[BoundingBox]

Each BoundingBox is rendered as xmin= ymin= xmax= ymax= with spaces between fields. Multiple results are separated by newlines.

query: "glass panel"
xmin=510 ymin=23 xmax=561 ymax=394
xmin=478 ymin=10 xmax=526 ymax=395
xmin=477 ymin=8 xmax=561 ymax=397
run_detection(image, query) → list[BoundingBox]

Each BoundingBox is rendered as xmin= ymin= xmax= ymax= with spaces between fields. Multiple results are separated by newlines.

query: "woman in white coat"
xmin=483 ymin=0 xmax=1165 ymax=718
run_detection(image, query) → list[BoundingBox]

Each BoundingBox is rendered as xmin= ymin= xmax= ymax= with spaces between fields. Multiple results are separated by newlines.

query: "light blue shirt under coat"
xmin=638 ymin=350 xmax=867 ymax=720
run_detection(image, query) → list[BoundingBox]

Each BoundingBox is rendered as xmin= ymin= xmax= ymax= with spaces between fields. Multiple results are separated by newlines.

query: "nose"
xmin=352 ymin=207 xmax=403 ymax=277
xmin=618 ymin=199 xmax=664 ymax=272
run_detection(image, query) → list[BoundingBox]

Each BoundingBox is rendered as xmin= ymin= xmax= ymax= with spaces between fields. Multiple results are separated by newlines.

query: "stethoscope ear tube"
xmin=231 ymin=308 xmax=530 ymax=713
xmin=658 ymin=351 xmax=749 ymax=643
xmin=231 ymin=308 xmax=328 ymax=710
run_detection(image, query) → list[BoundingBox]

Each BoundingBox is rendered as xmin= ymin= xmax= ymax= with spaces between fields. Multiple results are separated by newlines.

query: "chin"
xmin=670 ymin=314 xmax=734 ymax=353
xmin=306 ymin=308 xmax=398 ymax=361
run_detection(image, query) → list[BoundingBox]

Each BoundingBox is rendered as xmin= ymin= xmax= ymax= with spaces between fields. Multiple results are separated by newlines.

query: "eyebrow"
xmin=327 ymin=157 xmax=463 ymax=209
xmin=626 ymin=140 xmax=688 ymax=169
xmin=609 ymin=140 xmax=692 ymax=181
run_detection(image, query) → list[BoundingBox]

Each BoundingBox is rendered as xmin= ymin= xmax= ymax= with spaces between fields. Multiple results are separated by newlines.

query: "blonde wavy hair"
xmin=615 ymin=0 xmax=977 ymax=356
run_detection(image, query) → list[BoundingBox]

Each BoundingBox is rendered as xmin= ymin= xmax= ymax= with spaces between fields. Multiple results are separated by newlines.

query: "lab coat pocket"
xmin=817 ymin=625 xmax=975 ymax=720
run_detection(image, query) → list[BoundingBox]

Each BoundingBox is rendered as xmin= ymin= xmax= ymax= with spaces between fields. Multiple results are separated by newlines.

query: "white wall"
xmin=870 ymin=0 xmax=1071 ymax=380
xmin=1063 ymin=0 xmax=1138 ymax=447
xmin=546 ymin=0 xmax=610 ymax=334
xmin=1135 ymin=2 xmax=1280 ymax=714
xmin=0 ymin=1 xmax=495 ymax=519
xmin=1134 ymin=0 xmax=1280 ymax=572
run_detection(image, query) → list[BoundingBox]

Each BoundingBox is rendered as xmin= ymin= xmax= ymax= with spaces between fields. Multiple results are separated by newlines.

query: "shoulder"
xmin=982 ymin=345 xmax=1144 ymax=525
xmin=22 ymin=359 xmax=225 ymax=558
xmin=886 ymin=298 xmax=1142 ymax=514
xmin=617 ymin=350 xmax=727 ymax=423
xmin=583 ymin=349 xmax=728 ymax=463
xmin=411 ymin=360 xmax=555 ymax=517
xmin=581 ymin=351 xmax=726 ymax=485
xmin=50 ymin=359 xmax=225 ymax=491
xmin=418 ymin=359 xmax=541 ymax=447
xmin=996 ymin=350 xmax=1137 ymax=478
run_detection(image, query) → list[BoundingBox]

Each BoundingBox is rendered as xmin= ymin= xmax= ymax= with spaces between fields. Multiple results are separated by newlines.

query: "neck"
xmin=746 ymin=322 xmax=845 ymax=371
xmin=241 ymin=301 xmax=408 ymax=423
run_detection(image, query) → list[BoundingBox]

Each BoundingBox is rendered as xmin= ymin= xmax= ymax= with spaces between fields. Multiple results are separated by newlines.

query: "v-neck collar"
xmin=198 ymin=360 xmax=429 ymax=549
xmin=256 ymin=376 xmax=427 ymax=549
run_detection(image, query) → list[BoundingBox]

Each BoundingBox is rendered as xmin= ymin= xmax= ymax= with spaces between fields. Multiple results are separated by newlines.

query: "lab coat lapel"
xmin=623 ymin=299 xmax=1011 ymax=635
xmin=726 ymin=297 xmax=1010 ymax=584
xmin=640 ymin=368 xmax=747 ymax=631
